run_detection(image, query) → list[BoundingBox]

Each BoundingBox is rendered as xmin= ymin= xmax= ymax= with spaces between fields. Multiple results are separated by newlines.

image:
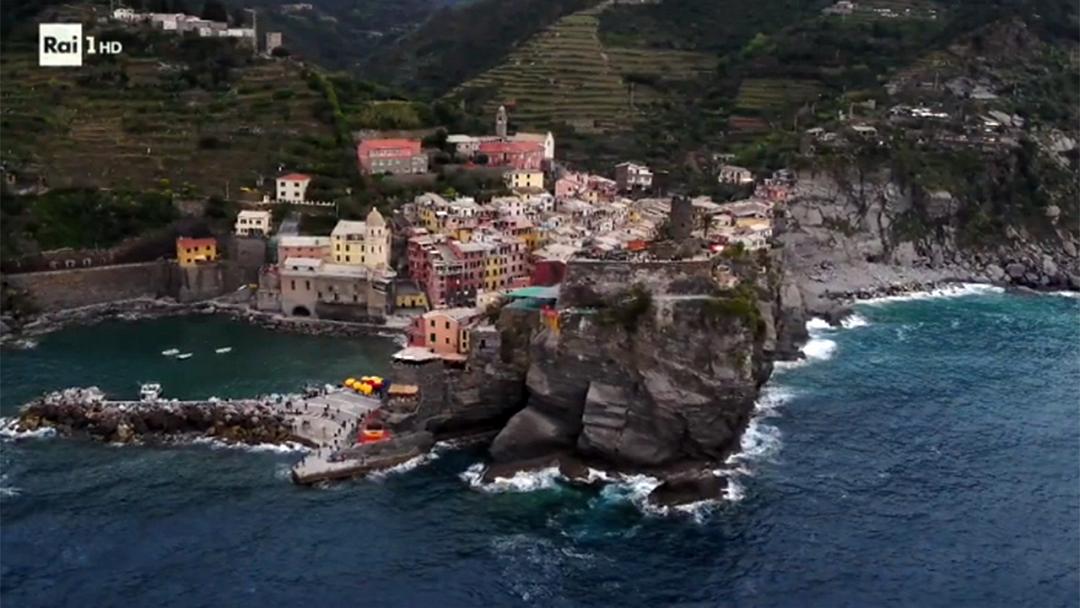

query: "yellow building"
xmin=505 ymin=169 xmax=544 ymax=191
xmin=395 ymin=281 xmax=428 ymax=310
xmin=330 ymin=208 xmax=391 ymax=269
xmin=176 ymin=237 xmax=217 ymax=267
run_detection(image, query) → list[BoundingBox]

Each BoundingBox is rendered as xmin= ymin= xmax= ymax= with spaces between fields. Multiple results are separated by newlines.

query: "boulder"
xmin=1005 ymin=262 xmax=1027 ymax=280
xmin=984 ymin=264 xmax=1006 ymax=283
xmin=1042 ymin=256 xmax=1059 ymax=280
xmin=489 ymin=406 xmax=578 ymax=462
xmin=647 ymin=472 xmax=728 ymax=508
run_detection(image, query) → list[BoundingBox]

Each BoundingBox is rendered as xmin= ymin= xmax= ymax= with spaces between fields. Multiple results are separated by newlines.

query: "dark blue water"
xmin=2 ymin=292 xmax=1078 ymax=607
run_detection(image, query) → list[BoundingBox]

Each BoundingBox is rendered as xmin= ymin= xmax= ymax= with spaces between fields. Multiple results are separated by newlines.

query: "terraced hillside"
xmin=1 ymin=51 xmax=335 ymax=195
xmin=450 ymin=2 xmax=716 ymax=134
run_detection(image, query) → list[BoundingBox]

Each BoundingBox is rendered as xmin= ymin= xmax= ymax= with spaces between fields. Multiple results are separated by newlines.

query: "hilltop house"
xmin=505 ymin=169 xmax=544 ymax=191
xmin=717 ymin=164 xmax=754 ymax=185
xmin=235 ymin=210 xmax=272 ymax=236
xmin=357 ymin=139 xmax=428 ymax=175
xmin=276 ymin=173 xmax=311 ymax=203
xmin=277 ymin=235 xmax=331 ymax=263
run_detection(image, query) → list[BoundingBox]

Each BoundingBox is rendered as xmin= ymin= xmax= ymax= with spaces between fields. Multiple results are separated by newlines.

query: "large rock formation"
xmin=487 ymin=254 xmax=789 ymax=473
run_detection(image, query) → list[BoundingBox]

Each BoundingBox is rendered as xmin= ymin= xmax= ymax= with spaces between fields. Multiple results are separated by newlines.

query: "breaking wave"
xmin=861 ymin=283 xmax=1004 ymax=306
xmin=0 ymin=418 xmax=57 ymax=440
xmin=189 ymin=436 xmax=311 ymax=454
xmin=367 ymin=444 xmax=451 ymax=480
xmin=841 ymin=313 xmax=870 ymax=328
xmin=460 ymin=463 xmax=564 ymax=493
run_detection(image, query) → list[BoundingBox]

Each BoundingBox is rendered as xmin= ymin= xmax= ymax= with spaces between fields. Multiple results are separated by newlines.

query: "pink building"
xmin=357 ymin=139 xmax=428 ymax=175
xmin=277 ymin=236 xmax=331 ymax=263
xmin=478 ymin=140 xmax=544 ymax=170
xmin=411 ymin=307 xmax=483 ymax=359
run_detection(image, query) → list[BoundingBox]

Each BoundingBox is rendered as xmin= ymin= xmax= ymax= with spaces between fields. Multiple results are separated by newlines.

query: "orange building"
xmin=176 ymin=237 xmax=217 ymax=267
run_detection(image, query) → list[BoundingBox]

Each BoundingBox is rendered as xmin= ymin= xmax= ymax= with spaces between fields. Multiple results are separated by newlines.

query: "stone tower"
xmin=668 ymin=195 xmax=694 ymax=241
xmin=364 ymin=207 xmax=391 ymax=270
xmin=495 ymin=105 xmax=508 ymax=139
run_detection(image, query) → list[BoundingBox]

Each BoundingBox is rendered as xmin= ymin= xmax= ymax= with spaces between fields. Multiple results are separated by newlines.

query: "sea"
xmin=1 ymin=287 xmax=1078 ymax=607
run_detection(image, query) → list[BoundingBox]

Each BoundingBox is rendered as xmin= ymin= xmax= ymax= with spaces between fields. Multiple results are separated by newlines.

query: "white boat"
xmin=214 ymin=347 xmax=232 ymax=354
xmin=140 ymin=383 xmax=163 ymax=402
xmin=161 ymin=348 xmax=180 ymax=356
xmin=176 ymin=353 xmax=193 ymax=360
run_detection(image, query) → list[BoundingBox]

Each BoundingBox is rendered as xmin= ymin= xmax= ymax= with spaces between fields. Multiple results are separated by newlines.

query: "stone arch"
xmin=291 ymin=305 xmax=311 ymax=317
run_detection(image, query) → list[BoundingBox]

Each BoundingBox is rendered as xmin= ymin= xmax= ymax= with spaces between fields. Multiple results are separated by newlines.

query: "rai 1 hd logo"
xmin=39 ymin=23 xmax=123 ymax=67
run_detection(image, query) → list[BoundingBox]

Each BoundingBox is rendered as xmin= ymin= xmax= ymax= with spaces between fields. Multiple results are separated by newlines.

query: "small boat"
xmin=214 ymin=347 xmax=232 ymax=354
xmin=176 ymin=353 xmax=193 ymax=360
xmin=161 ymin=348 xmax=180 ymax=356
xmin=140 ymin=383 xmax=163 ymax=402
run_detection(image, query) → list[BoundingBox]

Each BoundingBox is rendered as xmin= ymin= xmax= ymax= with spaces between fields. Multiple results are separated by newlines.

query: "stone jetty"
xmin=11 ymin=385 xmax=429 ymax=485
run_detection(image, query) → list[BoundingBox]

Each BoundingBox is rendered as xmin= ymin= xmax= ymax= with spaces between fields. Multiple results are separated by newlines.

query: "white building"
xmin=276 ymin=173 xmax=311 ymax=203
xmin=614 ymin=162 xmax=653 ymax=192
xmin=717 ymin=164 xmax=754 ymax=185
xmin=235 ymin=210 xmax=272 ymax=236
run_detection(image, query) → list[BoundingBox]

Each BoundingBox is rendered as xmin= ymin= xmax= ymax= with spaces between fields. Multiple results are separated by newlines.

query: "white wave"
xmin=841 ymin=313 xmax=869 ymax=328
xmin=189 ymin=436 xmax=311 ymax=453
xmin=1049 ymin=290 xmax=1080 ymax=299
xmin=7 ymin=338 xmax=38 ymax=350
xmin=802 ymin=337 xmax=837 ymax=361
xmin=861 ymin=283 xmax=1004 ymax=306
xmin=460 ymin=462 xmax=564 ymax=493
xmin=0 ymin=418 xmax=56 ymax=440
xmin=805 ymin=317 xmax=832 ymax=331
xmin=367 ymin=450 xmax=442 ymax=480
xmin=599 ymin=473 xmax=725 ymax=522
xmin=0 ymin=485 xmax=20 ymax=497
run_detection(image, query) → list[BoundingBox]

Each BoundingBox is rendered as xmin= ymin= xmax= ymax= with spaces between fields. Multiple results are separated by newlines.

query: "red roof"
xmin=177 ymin=237 xmax=216 ymax=248
xmin=478 ymin=140 xmax=543 ymax=154
xmin=278 ymin=173 xmax=311 ymax=182
xmin=358 ymin=139 xmax=421 ymax=153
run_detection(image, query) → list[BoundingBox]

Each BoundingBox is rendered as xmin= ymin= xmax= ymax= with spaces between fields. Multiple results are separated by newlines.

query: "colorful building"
xmin=505 ymin=169 xmax=544 ymax=191
xmin=478 ymin=140 xmax=544 ymax=170
xmin=176 ymin=237 xmax=217 ymax=267
xmin=277 ymin=235 xmax=331 ymax=263
xmin=356 ymin=139 xmax=428 ymax=175
xmin=330 ymin=208 xmax=391 ymax=269
xmin=413 ymin=307 xmax=484 ymax=359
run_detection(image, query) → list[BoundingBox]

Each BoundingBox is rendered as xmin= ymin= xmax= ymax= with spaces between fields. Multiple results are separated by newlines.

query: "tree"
xmin=201 ymin=0 xmax=228 ymax=22
xmin=271 ymin=46 xmax=291 ymax=58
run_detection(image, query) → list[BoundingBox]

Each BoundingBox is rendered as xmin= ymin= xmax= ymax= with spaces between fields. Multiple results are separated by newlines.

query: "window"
xmin=445 ymin=321 xmax=450 ymax=330
xmin=429 ymin=320 xmax=435 ymax=328
xmin=305 ymin=280 xmax=310 ymax=290
xmin=290 ymin=280 xmax=295 ymax=290
xmin=445 ymin=338 xmax=450 ymax=345
xmin=429 ymin=333 xmax=436 ymax=342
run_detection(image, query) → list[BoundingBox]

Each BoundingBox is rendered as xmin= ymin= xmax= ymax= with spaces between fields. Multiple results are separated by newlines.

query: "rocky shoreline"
xmin=9 ymin=387 xmax=303 ymax=446
xmin=0 ymin=297 xmax=407 ymax=347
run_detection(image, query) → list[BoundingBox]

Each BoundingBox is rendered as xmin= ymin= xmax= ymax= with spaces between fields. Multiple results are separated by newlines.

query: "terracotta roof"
xmin=358 ymin=138 xmax=421 ymax=152
xmin=176 ymin=237 xmax=216 ymax=247
xmin=278 ymin=173 xmax=311 ymax=181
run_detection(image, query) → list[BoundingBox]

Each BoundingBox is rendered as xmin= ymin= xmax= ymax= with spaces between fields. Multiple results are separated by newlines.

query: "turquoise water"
xmin=1 ymin=293 xmax=1078 ymax=607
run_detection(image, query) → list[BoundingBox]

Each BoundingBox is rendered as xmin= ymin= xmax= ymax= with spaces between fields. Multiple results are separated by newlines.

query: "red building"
xmin=530 ymin=259 xmax=566 ymax=287
xmin=357 ymin=139 xmax=428 ymax=175
xmin=478 ymin=140 xmax=544 ymax=170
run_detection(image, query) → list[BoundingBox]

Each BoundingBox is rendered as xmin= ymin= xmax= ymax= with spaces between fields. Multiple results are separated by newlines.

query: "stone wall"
xmin=559 ymin=258 xmax=715 ymax=306
xmin=4 ymin=261 xmax=172 ymax=312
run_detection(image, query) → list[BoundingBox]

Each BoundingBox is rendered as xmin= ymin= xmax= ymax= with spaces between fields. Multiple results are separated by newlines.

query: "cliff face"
xmin=486 ymin=256 xmax=790 ymax=472
xmin=782 ymin=168 xmax=1080 ymax=313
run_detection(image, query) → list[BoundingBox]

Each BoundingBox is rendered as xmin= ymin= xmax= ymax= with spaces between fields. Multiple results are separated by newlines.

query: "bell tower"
xmin=495 ymin=105 xmax=508 ymax=138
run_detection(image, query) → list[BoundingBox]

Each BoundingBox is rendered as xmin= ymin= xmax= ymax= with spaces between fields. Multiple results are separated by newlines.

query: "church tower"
xmin=495 ymin=105 xmax=508 ymax=139
xmin=364 ymin=207 xmax=390 ymax=270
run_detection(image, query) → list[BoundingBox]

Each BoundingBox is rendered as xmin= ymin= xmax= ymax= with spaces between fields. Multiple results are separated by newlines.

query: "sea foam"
xmin=0 ymin=418 xmax=56 ymax=440
xmin=861 ymin=283 xmax=1004 ymax=306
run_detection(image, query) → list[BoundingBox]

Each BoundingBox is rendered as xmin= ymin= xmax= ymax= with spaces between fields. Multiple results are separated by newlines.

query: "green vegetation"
xmin=1 ymin=188 xmax=179 ymax=259
xmin=705 ymin=283 xmax=765 ymax=337
xmin=597 ymin=284 xmax=653 ymax=332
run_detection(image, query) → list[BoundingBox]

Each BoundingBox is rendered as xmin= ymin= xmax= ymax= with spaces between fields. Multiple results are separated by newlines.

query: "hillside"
xmin=449 ymin=2 xmax=717 ymax=134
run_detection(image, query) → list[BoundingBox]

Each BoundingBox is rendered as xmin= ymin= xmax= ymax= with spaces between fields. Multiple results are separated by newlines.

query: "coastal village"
xmin=204 ymin=106 xmax=789 ymax=365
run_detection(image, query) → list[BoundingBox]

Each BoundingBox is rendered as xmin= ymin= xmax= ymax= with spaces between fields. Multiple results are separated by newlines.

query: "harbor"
xmin=8 ymin=376 xmax=427 ymax=486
